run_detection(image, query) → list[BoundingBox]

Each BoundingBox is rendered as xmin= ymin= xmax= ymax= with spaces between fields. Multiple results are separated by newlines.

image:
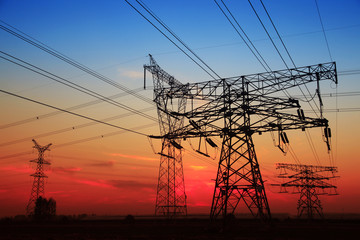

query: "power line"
xmin=0 ymin=87 xmax=154 ymax=130
xmin=0 ymin=123 xmax=157 ymax=161
xmin=247 ymin=0 xmax=290 ymax=69
xmin=0 ymin=51 xmax=157 ymax=122
xmin=0 ymin=20 xmax=154 ymax=105
xmin=248 ymin=1 xmax=321 ymax=117
xmin=304 ymin=108 xmax=360 ymax=113
xmin=0 ymin=107 xmax=154 ymax=147
xmin=136 ymin=0 xmax=222 ymax=79
xmin=224 ymin=1 xmax=326 ymax=169
xmin=259 ymin=0 xmax=297 ymax=68
xmin=214 ymin=0 xmax=295 ymax=99
xmin=314 ymin=0 xmax=333 ymax=61
xmin=304 ymin=129 xmax=321 ymax=165
xmin=124 ymin=0 xmax=220 ymax=80
xmin=0 ymin=88 xmax=150 ymax=137
xmin=214 ymin=0 xmax=272 ymax=72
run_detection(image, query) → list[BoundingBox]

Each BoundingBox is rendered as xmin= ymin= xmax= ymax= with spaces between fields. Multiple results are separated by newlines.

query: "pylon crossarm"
xmin=276 ymin=163 xmax=338 ymax=173
xmin=157 ymin=112 xmax=328 ymax=140
xmin=157 ymin=62 xmax=336 ymax=99
xmin=154 ymin=94 xmax=329 ymax=140
xmin=144 ymin=54 xmax=184 ymax=88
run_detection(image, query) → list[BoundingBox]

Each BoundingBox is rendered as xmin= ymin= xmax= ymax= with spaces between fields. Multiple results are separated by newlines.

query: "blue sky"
xmin=1 ymin=0 xmax=360 ymax=81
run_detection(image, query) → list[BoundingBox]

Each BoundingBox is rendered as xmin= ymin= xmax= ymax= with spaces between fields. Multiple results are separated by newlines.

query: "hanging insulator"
xmin=170 ymin=140 xmax=183 ymax=149
xmin=280 ymin=132 xmax=286 ymax=144
xmin=327 ymin=128 xmax=332 ymax=138
xmin=206 ymin=138 xmax=218 ymax=148
xmin=280 ymin=132 xmax=289 ymax=144
xmin=300 ymin=109 xmax=305 ymax=121
xmin=277 ymin=145 xmax=285 ymax=153
xmin=283 ymin=132 xmax=289 ymax=143
xmin=196 ymin=149 xmax=210 ymax=158
xmin=326 ymin=142 xmax=331 ymax=151
xmin=189 ymin=119 xmax=200 ymax=130
xmin=297 ymin=109 xmax=302 ymax=120
xmin=324 ymin=128 xmax=328 ymax=138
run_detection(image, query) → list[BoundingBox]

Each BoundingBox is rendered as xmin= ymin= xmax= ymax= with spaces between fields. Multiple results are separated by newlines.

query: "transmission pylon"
xmin=145 ymin=56 xmax=337 ymax=221
xmin=26 ymin=139 xmax=52 ymax=215
xmin=144 ymin=55 xmax=187 ymax=217
xmin=273 ymin=163 xmax=338 ymax=219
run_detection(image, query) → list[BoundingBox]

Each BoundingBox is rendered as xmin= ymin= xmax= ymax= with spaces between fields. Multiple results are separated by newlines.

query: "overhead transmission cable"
xmin=214 ymin=0 xmax=293 ymax=99
xmin=247 ymin=0 xmax=289 ymax=69
xmin=124 ymin=0 xmax=221 ymax=80
xmin=0 ymin=107 xmax=154 ymax=148
xmin=0 ymin=87 xmax=154 ymax=130
xmin=0 ymin=20 xmax=154 ymax=105
xmin=314 ymin=0 xmax=333 ymax=61
xmin=0 ymin=21 xmax=154 ymax=105
xmin=314 ymin=0 xmax=336 ymax=167
xmin=0 ymin=122 xmax=157 ymax=162
xmin=259 ymin=0 xmax=296 ymax=68
xmin=0 ymin=51 xmax=157 ymax=122
xmin=258 ymin=0 xmax=320 ymax=108
xmin=0 ymin=89 xmax=150 ymax=137
xmin=136 ymin=0 xmax=222 ymax=79
xmin=248 ymin=0 xmax=321 ymax=119
xmin=247 ymin=0 xmax=327 ymax=164
xmin=214 ymin=0 xmax=272 ymax=73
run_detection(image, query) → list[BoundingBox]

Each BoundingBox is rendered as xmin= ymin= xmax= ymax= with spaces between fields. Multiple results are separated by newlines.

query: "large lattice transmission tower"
xmin=26 ymin=139 xmax=52 ymax=215
xmin=145 ymin=56 xmax=337 ymax=221
xmin=144 ymin=55 xmax=188 ymax=217
xmin=273 ymin=163 xmax=338 ymax=219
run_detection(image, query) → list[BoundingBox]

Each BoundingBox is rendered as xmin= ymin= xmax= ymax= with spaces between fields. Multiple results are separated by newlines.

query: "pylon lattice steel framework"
xmin=273 ymin=163 xmax=338 ymax=219
xmin=26 ymin=139 xmax=52 ymax=215
xmin=145 ymin=56 xmax=337 ymax=221
xmin=144 ymin=55 xmax=187 ymax=217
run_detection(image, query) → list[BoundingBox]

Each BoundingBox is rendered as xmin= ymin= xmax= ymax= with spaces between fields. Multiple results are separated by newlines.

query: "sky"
xmin=0 ymin=0 xmax=360 ymax=218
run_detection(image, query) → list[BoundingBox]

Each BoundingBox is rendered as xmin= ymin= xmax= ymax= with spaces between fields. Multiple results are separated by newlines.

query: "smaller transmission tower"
xmin=26 ymin=139 xmax=52 ymax=215
xmin=145 ymin=55 xmax=188 ymax=217
xmin=273 ymin=163 xmax=338 ymax=219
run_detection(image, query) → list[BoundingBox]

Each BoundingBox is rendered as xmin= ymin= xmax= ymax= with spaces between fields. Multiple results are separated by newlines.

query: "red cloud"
xmin=75 ymin=179 xmax=115 ymax=189
xmin=0 ymin=165 xmax=32 ymax=174
xmin=88 ymin=161 xmax=115 ymax=167
xmin=109 ymin=153 xmax=158 ymax=161
xmin=52 ymin=167 xmax=82 ymax=175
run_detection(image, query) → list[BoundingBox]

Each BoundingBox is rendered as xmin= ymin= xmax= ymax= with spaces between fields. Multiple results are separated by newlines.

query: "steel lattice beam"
xmin=145 ymin=55 xmax=187 ymax=217
xmin=145 ymin=56 xmax=337 ymax=221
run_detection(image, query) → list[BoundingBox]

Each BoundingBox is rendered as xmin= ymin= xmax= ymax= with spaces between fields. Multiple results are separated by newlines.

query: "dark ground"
xmin=0 ymin=217 xmax=359 ymax=240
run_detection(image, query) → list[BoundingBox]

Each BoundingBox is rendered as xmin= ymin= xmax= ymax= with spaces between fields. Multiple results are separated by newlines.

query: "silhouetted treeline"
xmin=33 ymin=197 xmax=56 ymax=220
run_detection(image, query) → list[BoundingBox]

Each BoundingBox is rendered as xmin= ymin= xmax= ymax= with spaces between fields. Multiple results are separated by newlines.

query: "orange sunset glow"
xmin=1 ymin=0 xmax=360 ymax=223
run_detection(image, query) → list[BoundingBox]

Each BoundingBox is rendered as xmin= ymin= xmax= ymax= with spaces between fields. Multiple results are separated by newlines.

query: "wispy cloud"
xmin=75 ymin=179 xmax=115 ymax=189
xmin=61 ymin=175 xmax=156 ymax=191
xmin=120 ymin=70 xmax=143 ymax=79
xmin=189 ymin=165 xmax=207 ymax=171
xmin=0 ymin=165 xmax=32 ymax=174
xmin=188 ymin=201 xmax=211 ymax=207
xmin=109 ymin=179 xmax=156 ymax=190
xmin=88 ymin=161 xmax=115 ymax=167
xmin=110 ymin=153 xmax=158 ymax=162
xmin=52 ymin=167 xmax=82 ymax=175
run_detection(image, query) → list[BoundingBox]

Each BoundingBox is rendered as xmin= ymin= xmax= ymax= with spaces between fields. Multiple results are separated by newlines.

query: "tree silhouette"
xmin=33 ymin=197 xmax=56 ymax=220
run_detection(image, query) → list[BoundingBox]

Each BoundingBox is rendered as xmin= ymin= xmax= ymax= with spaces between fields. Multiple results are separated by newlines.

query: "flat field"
xmin=1 ymin=217 xmax=359 ymax=239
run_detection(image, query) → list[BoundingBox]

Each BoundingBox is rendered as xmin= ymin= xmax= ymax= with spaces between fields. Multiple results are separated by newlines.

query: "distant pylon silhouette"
xmin=26 ymin=139 xmax=52 ymax=215
xmin=273 ymin=163 xmax=338 ymax=219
